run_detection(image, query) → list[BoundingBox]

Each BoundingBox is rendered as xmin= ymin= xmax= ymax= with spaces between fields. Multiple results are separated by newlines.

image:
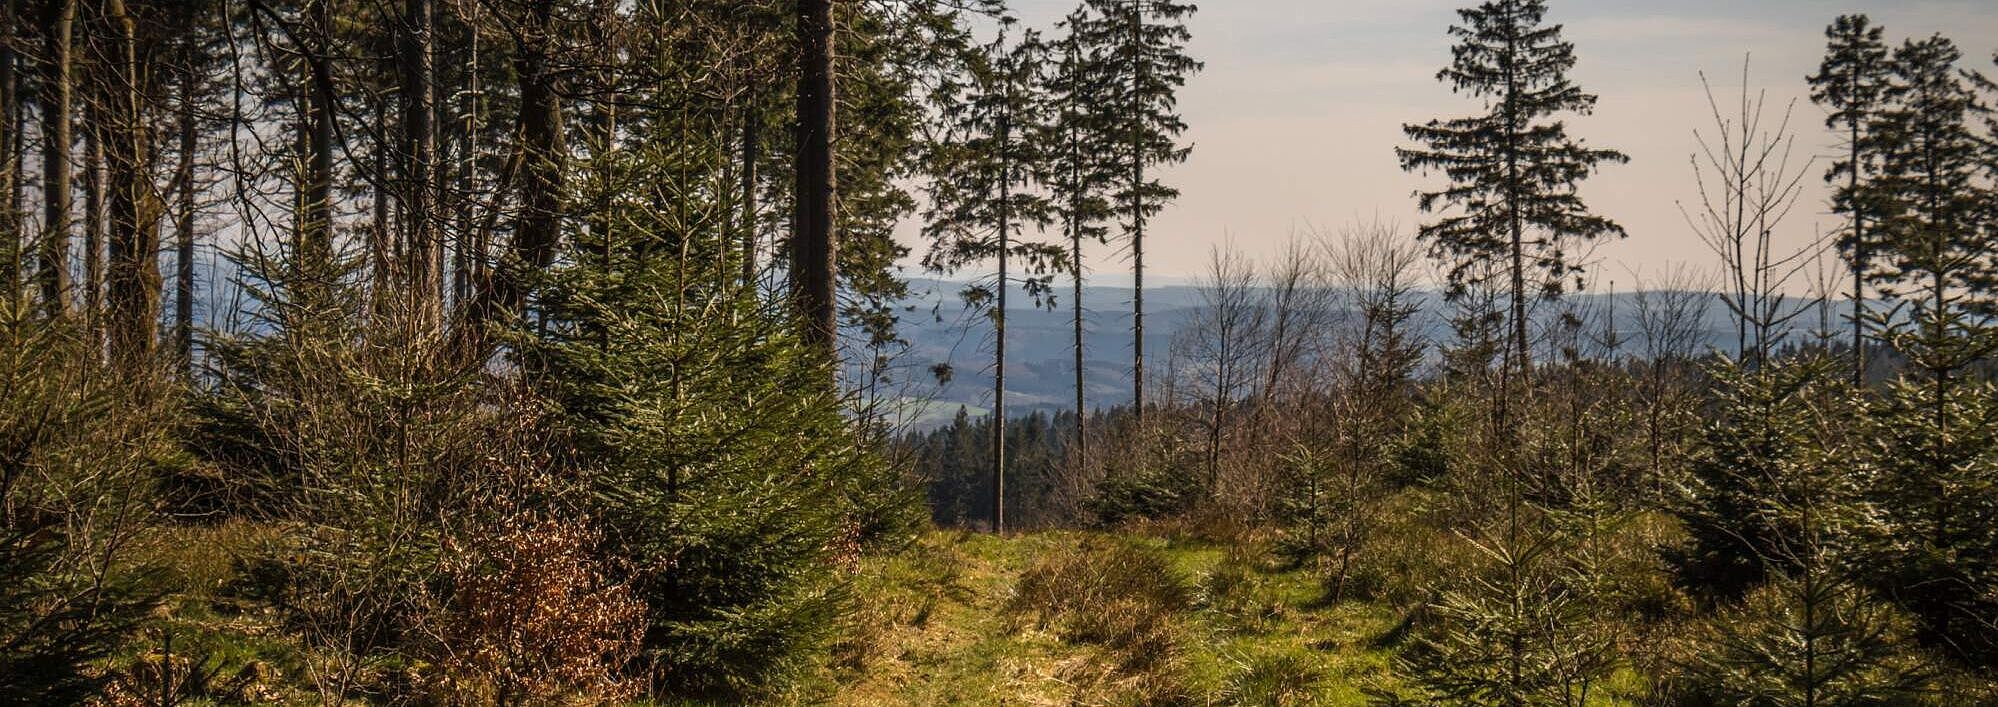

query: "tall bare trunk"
xmin=0 ymin=0 xmax=18 ymax=302
xmin=400 ymin=0 xmax=439 ymax=326
xmin=993 ymin=112 xmax=1011 ymax=534
xmin=103 ymin=0 xmax=158 ymax=368
xmin=82 ymin=102 xmax=102 ymax=342
xmin=299 ymin=0 xmax=334 ymax=274
xmin=1071 ymin=206 xmax=1086 ymax=460
xmin=1847 ymin=116 xmax=1865 ymax=385
xmin=739 ymin=93 xmax=759 ymax=287
xmin=172 ymin=79 xmax=197 ymax=370
xmin=791 ymin=0 xmax=837 ymax=359
xmin=465 ymin=0 xmax=563 ymax=352
xmin=1127 ymin=0 xmax=1145 ymax=426
xmin=38 ymin=0 xmax=77 ymax=319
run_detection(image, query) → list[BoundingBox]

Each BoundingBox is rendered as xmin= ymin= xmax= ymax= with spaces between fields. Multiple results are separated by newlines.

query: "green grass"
xmin=102 ymin=522 xmax=1666 ymax=705
xmin=775 ymin=529 xmax=1413 ymax=706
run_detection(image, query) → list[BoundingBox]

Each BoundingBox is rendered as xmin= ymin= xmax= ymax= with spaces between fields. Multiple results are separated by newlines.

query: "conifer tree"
xmin=1398 ymin=0 xmax=1627 ymax=387
xmin=1671 ymin=357 xmax=1936 ymax=704
xmin=529 ymin=124 xmax=918 ymax=694
xmin=921 ymin=26 xmax=1062 ymax=533
xmin=1859 ymin=34 xmax=1998 ymax=668
xmin=1671 ymin=357 xmax=1847 ymax=599
xmin=1073 ymin=0 xmax=1199 ymax=424
xmin=1807 ymin=15 xmax=1892 ymax=385
xmin=1042 ymin=6 xmax=1117 ymax=454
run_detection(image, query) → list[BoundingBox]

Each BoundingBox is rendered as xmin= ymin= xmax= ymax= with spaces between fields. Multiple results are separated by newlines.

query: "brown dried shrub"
xmin=433 ymin=517 xmax=644 ymax=706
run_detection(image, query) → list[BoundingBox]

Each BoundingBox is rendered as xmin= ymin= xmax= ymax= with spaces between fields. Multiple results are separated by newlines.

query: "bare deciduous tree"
xmin=1681 ymin=58 xmax=1825 ymax=368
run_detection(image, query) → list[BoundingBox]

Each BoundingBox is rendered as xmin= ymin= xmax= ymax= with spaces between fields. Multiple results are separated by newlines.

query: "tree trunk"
xmin=791 ymin=0 xmax=837 ymax=359
xmin=300 ymin=0 xmax=335 ymax=276
xmin=83 ymin=104 xmax=102 ymax=341
xmin=172 ymin=81 xmax=197 ymax=370
xmin=1071 ymin=205 xmax=1086 ymax=461
xmin=400 ymin=0 xmax=439 ymax=327
xmin=1128 ymin=0 xmax=1145 ymax=426
xmin=103 ymin=0 xmax=159 ymax=368
xmin=1848 ymin=116 xmax=1865 ymax=385
xmin=739 ymin=93 xmax=759 ymax=287
xmin=465 ymin=0 xmax=563 ymax=350
xmin=993 ymin=113 xmax=1011 ymax=535
xmin=0 ymin=0 xmax=18 ymax=303
xmin=38 ymin=0 xmax=77 ymax=319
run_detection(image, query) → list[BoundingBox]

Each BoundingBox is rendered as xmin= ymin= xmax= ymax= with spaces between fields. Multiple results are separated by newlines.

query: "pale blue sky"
xmin=901 ymin=0 xmax=1998 ymax=292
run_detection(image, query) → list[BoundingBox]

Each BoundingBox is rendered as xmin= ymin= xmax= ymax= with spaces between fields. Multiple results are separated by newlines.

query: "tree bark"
xmin=82 ymin=101 xmax=102 ymax=342
xmin=172 ymin=79 xmax=197 ymax=370
xmin=0 ymin=0 xmax=18 ymax=303
xmin=399 ymin=0 xmax=439 ymax=326
xmin=103 ymin=0 xmax=159 ymax=368
xmin=38 ymin=0 xmax=77 ymax=319
xmin=298 ymin=0 xmax=334 ymax=275
xmin=465 ymin=0 xmax=563 ymax=349
xmin=739 ymin=93 xmax=759 ymax=287
xmin=791 ymin=0 xmax=837 ymax=359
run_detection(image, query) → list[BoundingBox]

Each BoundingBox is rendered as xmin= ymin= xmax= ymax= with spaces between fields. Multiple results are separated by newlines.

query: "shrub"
xmin=198 ymin=243 xmax=570 ymax=702
xmin=1664 ymin=570 xmax=1934 ymax=706
xmin=1009 ymin=537 xmax=1194 ymax=698
xmin=434 ymin=516 xmax=644 ymax=705
xmin=0 ymin=305 xmax=169 ymax=703
xmin=1221 ymin=650 xmax=1325 ymax=707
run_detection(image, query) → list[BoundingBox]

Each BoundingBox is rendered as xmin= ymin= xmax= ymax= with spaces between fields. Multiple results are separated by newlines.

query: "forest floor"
xmin=759 ymin=528 xmax=1391 ymax=705
xmin=771 ymin=527 xmax=1662 ymax=703
xmin=766 ymin=527 xmax=1646 ymax=706
xmin=114 ymin=523 xmax=1656 ymax=706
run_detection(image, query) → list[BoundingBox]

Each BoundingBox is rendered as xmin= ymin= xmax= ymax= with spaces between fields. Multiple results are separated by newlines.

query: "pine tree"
xmin=528 ymin=129 xmax=919 ymax=694
xmin=1672 ymin=358 xmax=1846 ymax=599
xmin=1671 ymin=361 xmax=1936 ymax=704
xmin=1042 ymin=6 xmax=1118 ymax=456
xmin=1072 ymin=0 xmax=1199 ymax=424
xmin=1371 ymin=502 xmax=1618 ymax=706
xmin=921 ymin=25 xmax=1062 ymax=533
xmin=1806 ymin=15 xmax=1892 ymax=385
xmin=1859 ymin=34 xmax=1998 ymax=668
xmin=1397 ymin=0 xmax=1627 ymax=386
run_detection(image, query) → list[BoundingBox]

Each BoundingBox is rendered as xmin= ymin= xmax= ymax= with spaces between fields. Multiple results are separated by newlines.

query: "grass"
xmin=775 ymin=529 xmax=1414 ymax=706
xmin=99 ymin=521 xmax=1666 ymax=705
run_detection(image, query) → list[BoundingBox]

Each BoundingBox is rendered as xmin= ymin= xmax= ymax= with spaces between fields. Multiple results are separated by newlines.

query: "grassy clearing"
xmin=775 ymin=529 xmax=1412 ymax=706
xmin=99 ymin=522 xmax=1662 ymax=705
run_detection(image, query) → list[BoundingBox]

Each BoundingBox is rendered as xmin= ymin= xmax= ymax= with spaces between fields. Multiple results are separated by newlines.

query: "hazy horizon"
xmin=895 ymin=0 xmax=1998 ymax=296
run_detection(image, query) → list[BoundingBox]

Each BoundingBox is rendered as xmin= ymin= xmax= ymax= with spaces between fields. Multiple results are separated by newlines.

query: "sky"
xmin=895 ymin=0 xmax=1998 ymax=293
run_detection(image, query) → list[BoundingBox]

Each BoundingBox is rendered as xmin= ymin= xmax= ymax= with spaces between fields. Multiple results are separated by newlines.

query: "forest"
xmin=3 ymin=0 xmax=1998 ymax=704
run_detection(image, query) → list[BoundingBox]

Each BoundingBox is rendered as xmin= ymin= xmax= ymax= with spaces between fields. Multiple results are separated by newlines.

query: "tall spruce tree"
xmin=1043 ymin=6 xmax=1117 ymax=456
xmin=1073 ymin=0 xmax=1199 ymax=424
xmin=1859 ymin=34 xmax=1998 ymax=668
xmin=921 ymin=26 xmax=1061 ymax=533
xmin=1397 ymin=0 xmax=1627 ymax=389
xmin=1807 ymin=14 xmax=1893 ymax=385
